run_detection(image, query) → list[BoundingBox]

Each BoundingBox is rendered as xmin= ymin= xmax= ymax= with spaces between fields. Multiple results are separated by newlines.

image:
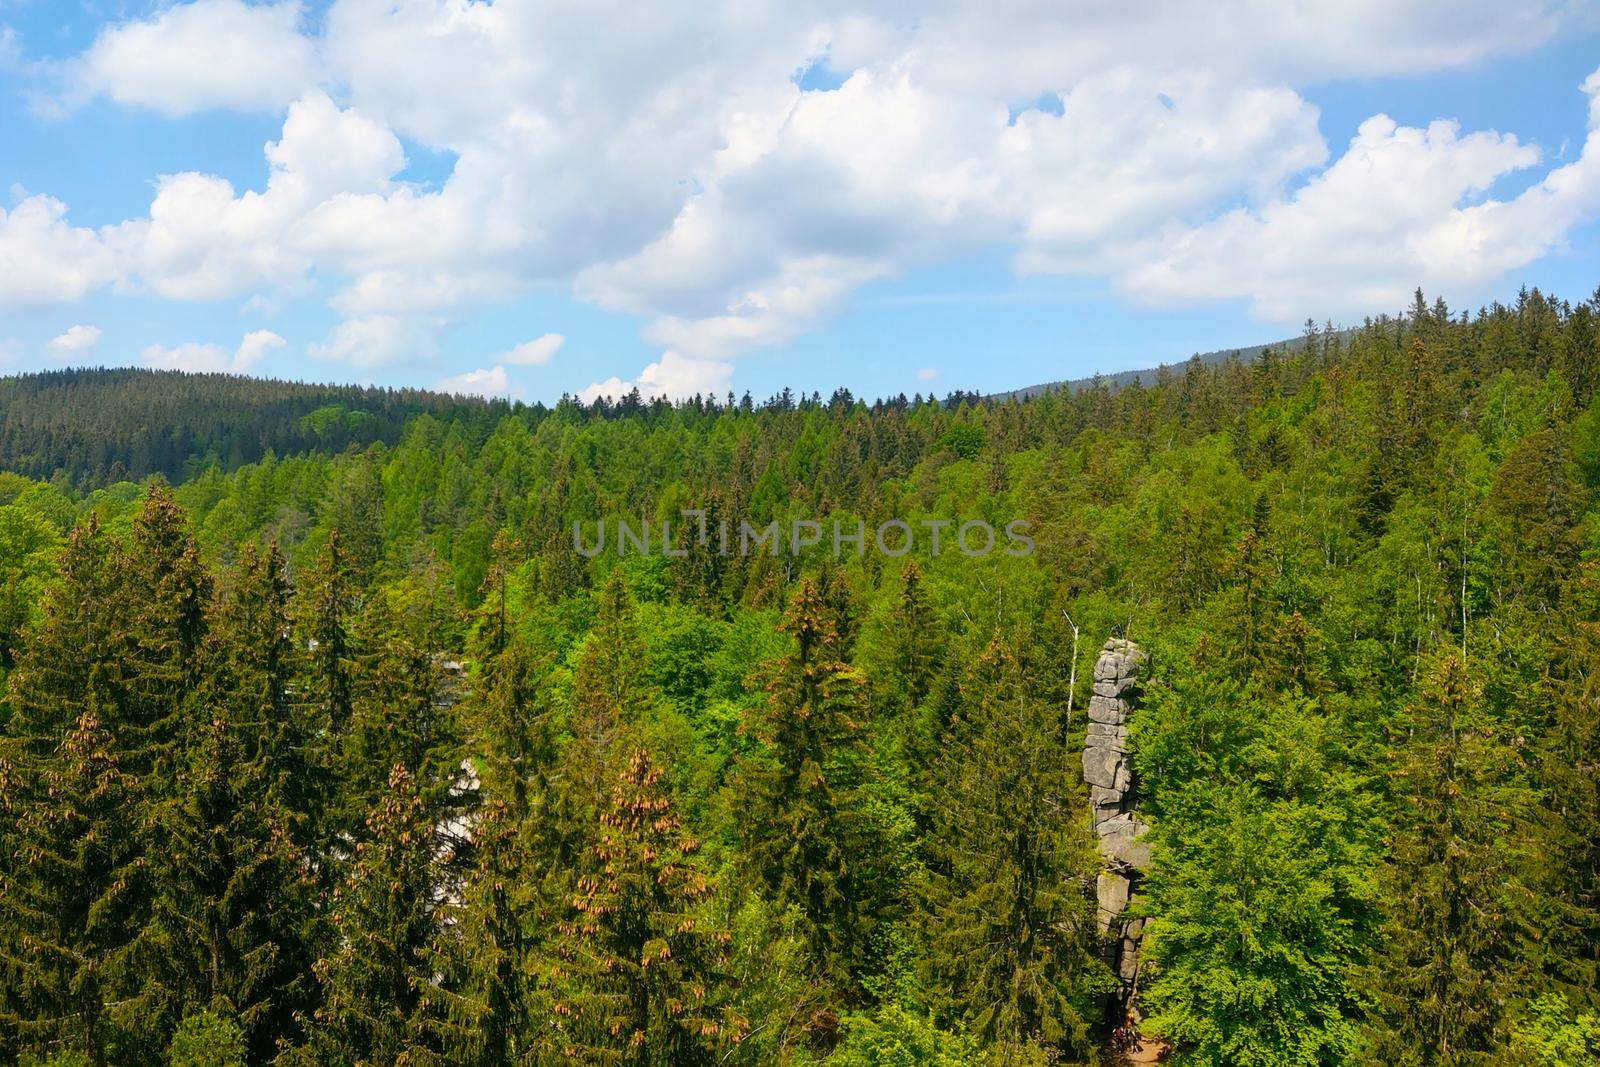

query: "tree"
xmin=551 ymin=749 xmax=736 ymax=1065
xmin=0 ymin=693 xmax=138 ymax=1065
xmin=151 ymin=542 xmax=316 ymax=1062
xmin=426 ymin=799 xmax=535 ymax=1067
xmin=1363 ymin=654 xmax=1542 ymax=1062
xmin=919 ymin=636 xmax=1105 ymax=1063
xmin=294 ymin=764 xmax=442 ymax=1066
xmin=568 ymin=570 xmax=654 ymax=805
xmin=736 ymin=580 xmax=868 ymax=977
xmin=884 ymin=562 xmax=941 ymax=718
xmin=1141 ymin=788 xmax=1374 ymax=1065
xmin=0 ymin=518 xmax=143 ymax=1063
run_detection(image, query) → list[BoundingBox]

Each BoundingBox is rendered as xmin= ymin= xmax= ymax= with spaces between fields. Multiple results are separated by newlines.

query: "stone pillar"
xmin=1081 ymin=638 xmax=1150 ymax=1021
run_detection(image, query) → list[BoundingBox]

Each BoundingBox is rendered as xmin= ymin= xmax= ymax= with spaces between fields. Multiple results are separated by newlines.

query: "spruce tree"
xmin=1363 ymin=653 xmax=1542 ymax=1062
xmin=0 ymin=518 xmax=144 ymax=1061
xmin=568 ymin=570 xmax=653 ymax=805
xmin=0 ymin=688 xmax=138 ymax=1064
xmin=425 ymin=798 xmax=534 ymax=1067
xmin=551 ymin=749 xmax=736 ymax=1065
xmin=736 ymin=579 xmax=867 ymax=977
xmin=919 ymin=635 xmax=1104 ymax=1063
xmin=1540 ymin=562 xmax=1600 ymax=1000
xmin=152 ymin=542 xmax=316 ymax=1062
xmin=294 ymin=763 xmax=442 ymax=1066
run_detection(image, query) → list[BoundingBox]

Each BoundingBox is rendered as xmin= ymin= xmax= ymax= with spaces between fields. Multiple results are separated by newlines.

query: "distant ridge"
xmin=0 ymin=367 xmax=502 ymax=487
xmin=987 ymin=332 xmax=1316 ymax=402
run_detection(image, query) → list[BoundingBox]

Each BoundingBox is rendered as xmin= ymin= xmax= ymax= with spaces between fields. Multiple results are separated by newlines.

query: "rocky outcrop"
xmin=1082 ymin=638 xmax=1150 ymax=1022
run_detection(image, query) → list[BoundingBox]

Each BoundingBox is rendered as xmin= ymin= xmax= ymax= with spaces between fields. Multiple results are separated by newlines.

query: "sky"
xmin=1 ymin=2 xmax=1599 ymax=404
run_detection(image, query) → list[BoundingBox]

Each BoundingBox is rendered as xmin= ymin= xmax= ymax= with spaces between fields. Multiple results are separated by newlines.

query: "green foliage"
xmin=1507 ymin=994 xmax=1600 ymax=1066
xmin=919 ymin=636 xmax=1106 ymax=1063
xmin=1 ymin=285 xmax=1599 ymax=1063
xmin=167 ymin=1010 xmax=247 ymax=1067
xmin=833 ymin=1004 xmax=978 ymax=1066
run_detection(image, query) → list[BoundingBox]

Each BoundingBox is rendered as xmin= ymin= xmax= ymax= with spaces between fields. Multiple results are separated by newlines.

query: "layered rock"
xmin=1081 ymin=638 xmax=1150 ymax=1019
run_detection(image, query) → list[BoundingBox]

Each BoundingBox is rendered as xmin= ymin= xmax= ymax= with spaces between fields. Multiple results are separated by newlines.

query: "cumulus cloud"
xmin=64 ymin=0 xmax=317 ymax=116
xmin=1125 ymin=69 xmax=1600 ymax=320
xmin=503 ymin=333 xmax=564 ymax=366
xmin=0 ymin=194 xmax=121 ymax=308
xmin=436 ymin=365 xmax=511 ymax=397
xmin=580 ymin=351 xmax=733 ymax=403
xmin=47 ymin=324 xmax=102 ymax=357
xmin=140 ymin=329 xmax=286 ymax=374
xmin=308 ymin=313 xmax=437 ymax=367
xmin=6 ymin=0 xmax=1597 ymax=391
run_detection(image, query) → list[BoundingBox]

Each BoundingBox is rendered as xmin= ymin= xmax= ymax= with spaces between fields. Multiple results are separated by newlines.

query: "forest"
xmin=1 ymin=286 xmax=1599 ymax=1065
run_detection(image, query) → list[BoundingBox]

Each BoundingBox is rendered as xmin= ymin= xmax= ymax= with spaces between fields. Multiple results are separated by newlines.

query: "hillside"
xmin=0 ymin=367 xmax=503 ymax=486
xmin=0 ymin=289 xmax=1598 ymax=1064
xmin=987 ymin=330 xmax=1335 ymax=401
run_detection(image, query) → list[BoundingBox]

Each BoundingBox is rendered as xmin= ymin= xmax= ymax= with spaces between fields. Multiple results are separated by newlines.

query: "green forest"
xmin=3 ymin=287 xmax=1600 ymax=1065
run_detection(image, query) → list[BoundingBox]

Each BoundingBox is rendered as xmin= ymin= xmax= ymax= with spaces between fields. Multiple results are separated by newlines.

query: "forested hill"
xmin=0 ymin=367 xmax=502 ymax=486
xmin=987 ymin=327 xmax=1349 ymax=401
xmin=3 ymin=288 xmax=1600 ymax=1064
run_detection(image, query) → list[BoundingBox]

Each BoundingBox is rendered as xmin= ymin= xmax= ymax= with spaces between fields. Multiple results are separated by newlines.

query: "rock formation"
xmin=1081 ymin=637 xmax=1150 ymax=1022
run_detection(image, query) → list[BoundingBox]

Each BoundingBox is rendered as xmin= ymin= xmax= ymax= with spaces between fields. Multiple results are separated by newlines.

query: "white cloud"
xmin=580 ymin=350 xmax=733 ymax=403
xmin=0 ymin=194 xmax=120 ymax=308
xmin=47 ymin=324 xmax=102 ymax=357
xmin=503 ymin=333 xmax=564 ymax=366
xmin=308 ymin=313 xmax=437 ymax=367
xmin=436 ymin=364 xmax=510 ymax=397
xmin=107 ymin=91 xmax=404 ymax=301
xmin=66 ymin=0 xmax=317 ymax=116
xmin=10 ymin=0 xmax=1598 ymax=390
xmin=234 ymin=329 xmax=288 ymax=371
xmin=916 ymin=367 xmax=938 ymax=382
xmin=1124 ymin=69 xmax=1600 ymax=321
xmin=139 ymin=329 xmax=286 ymax=374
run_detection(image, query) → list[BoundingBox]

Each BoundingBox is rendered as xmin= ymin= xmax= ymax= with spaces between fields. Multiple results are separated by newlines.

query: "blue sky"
xmin=1 ymin=2 xmax=1599 ymax=403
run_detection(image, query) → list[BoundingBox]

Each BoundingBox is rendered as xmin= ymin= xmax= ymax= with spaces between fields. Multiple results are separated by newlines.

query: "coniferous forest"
xmin=2 ymin=287 xmax=1600 ymax=1065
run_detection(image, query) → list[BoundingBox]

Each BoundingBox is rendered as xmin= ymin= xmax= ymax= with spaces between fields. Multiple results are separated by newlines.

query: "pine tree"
xmin=551 ymin=749 xmax=736 ymax=1065
xmin=1363 ymin=654 xmax=1542 ymax=1062
xmin=920 ymin=635 xmax=1104 ymax=1063
xmin=736 ymin=579 xmax=867 ymax=977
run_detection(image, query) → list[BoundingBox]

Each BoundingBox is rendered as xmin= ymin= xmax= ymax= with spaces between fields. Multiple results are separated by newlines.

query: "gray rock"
xmin=1086 ymin=724 xmax=1129 ymax=752
xmin=1096 ymin=871 xmax=1130 ymax=933
xmin=1090 ymin=785 xmax=1124 ymax=811
xmin=1087 ymin=694 xmax=1126 ymax=724
xmin=1100 ymin=827 xmax=1152 ymax=870
xmin=1082 ymin=745 xmax=1121 ymax=788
